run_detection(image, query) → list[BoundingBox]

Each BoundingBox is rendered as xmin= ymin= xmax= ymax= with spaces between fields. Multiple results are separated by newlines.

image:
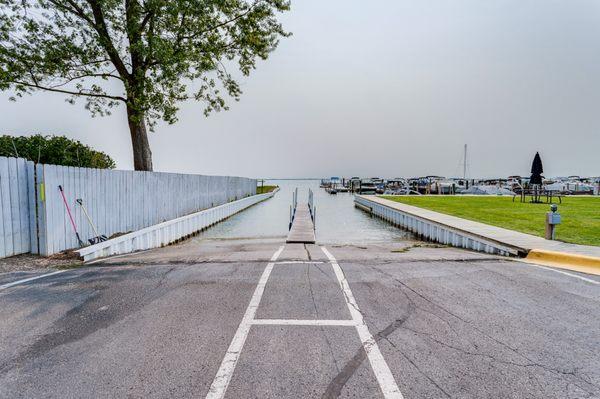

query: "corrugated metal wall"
xmin=0 ymin=156 xmax=256 ymax=257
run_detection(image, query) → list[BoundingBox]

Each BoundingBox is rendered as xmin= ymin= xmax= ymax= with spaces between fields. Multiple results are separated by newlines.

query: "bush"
xmin=0 ymin=135 xmax=116 ymax=169
xmin=256 ymin=185 xmax=278 ymax=194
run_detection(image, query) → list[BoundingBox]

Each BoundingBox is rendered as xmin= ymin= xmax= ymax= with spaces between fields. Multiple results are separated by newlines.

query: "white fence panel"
xmin=0 ymin=156 xmax=257 ymax=258
xmin=37 ymin=165 xmax=256 ymax=255
xmin=0 ymin=157 xmax=33 ymax=258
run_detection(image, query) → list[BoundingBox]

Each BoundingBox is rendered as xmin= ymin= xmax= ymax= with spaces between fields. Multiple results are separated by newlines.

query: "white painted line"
xmin=251 ymin=319 xmax=357 ymax=326
xmin=0 ymin=270 xmax=68 ymax=291
xmin=521 ymin=261 xmax=600 ymax=285
xmin=275 ymin=261 xmax=324 ymax=264
xmin=321 ymin=246 xmax=404 ymax=399
xmin=205 ymin=245 xmax=285 ymax=399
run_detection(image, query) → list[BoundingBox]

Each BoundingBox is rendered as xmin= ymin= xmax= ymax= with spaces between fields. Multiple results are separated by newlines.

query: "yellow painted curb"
xmin=525 ymin=249 xmax=600 ymax=276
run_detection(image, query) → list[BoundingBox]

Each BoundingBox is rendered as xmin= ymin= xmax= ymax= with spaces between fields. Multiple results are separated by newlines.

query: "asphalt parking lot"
xmin=1 ymin=238 xmax=598 ymax=398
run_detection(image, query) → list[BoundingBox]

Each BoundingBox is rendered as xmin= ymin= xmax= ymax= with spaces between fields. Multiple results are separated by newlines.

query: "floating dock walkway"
xmin=286 ymin=203 xmax=316 ymax=243
xmin=286 ymin=188 xmax=316 ymax=244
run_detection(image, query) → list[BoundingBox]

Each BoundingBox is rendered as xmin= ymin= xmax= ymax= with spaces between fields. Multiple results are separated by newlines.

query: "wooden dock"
xmin=286 ymin=203 xmax=316 ymax=244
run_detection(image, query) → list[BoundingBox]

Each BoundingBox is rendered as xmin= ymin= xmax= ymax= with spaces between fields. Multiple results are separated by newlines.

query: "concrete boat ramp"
xmin=1 ymin=186 xmax=600 ymax=399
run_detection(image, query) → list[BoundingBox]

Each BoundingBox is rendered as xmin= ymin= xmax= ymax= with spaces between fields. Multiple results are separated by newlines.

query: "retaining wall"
xmin=355 ymin=195 xmax=520 ymax=256
xmin=77 ymin=189 xmax=278 ymax=261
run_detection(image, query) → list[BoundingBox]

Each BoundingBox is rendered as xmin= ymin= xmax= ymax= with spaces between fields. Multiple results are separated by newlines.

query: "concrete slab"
xmin=93 ymin=237 xmax=286 ymax=265
xmin=225 ymin=326 xmax=382 ymax=399
xmin=257 ymin=262 xmax=351 ymax=320
xmin=342 ymin=257 xmax=600 ymax=398
xmin=1 ymin=240 xmax=599 ymax=398
xmin=325 ymin=241 xmax=502 ymax=264
xmin=278 ymin=243 xmax=312 ymax=261
xmin=0 ymin=261 xmax=266 ymax=399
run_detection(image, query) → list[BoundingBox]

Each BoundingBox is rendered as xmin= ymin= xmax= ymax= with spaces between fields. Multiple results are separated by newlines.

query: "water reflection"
xmin=196 ymin=180 xmax=413 ymax=244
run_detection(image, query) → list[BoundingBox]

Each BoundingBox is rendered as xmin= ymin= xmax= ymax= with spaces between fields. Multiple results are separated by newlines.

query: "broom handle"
xmin=59 ymin=186 xmax=78 ymax=233
xmin=59 ymin=185 xmax=83 ymax=246
xmin=77 ymin=199 xmax=100 ymax=237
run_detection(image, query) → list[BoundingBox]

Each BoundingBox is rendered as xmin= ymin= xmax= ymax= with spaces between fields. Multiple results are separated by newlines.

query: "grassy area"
xmin=381 ymin=195 xmax=600 ymax=247
xmin=256 ymin=185 xmax=278 ymax=194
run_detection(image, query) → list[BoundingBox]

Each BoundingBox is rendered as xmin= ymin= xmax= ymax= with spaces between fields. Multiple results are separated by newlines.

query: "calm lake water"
xmin=196 ymin=180 xmax=413 ymax=244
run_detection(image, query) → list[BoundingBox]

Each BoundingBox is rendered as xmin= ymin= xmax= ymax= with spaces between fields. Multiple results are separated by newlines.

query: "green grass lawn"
xmin=381 ymin=195 xmax=600 ymax=247
xmin=256 ymin=185 xmax=278 ymax=194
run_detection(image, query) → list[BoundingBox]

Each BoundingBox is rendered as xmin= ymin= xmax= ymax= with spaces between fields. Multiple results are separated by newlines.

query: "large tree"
xmin=0 ymin=0 xmax=290 ymax=170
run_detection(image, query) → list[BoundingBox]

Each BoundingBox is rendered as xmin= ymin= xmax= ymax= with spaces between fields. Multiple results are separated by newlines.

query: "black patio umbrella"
xmin=530 ymin=152 xmax=544 ymax=185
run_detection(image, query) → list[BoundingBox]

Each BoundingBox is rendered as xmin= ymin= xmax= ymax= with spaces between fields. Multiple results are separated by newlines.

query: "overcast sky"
xmin=2 ymin=0 xmax=600 ymax=178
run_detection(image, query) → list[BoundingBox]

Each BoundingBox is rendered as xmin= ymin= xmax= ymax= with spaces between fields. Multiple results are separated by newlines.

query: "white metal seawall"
xmin=76 ymin=189 xmax=278 ymax=262
xmin=355 ymin=195 xmax=521 ymax=257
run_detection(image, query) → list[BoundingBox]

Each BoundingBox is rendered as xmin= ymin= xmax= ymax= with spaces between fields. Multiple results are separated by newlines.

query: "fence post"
xmin=26 ymin=161 xmax=38 ymax=254
xmin=36 ymin=163 xmax=49 ymax=256
xmin=0 ymin=157 xmax=8 ymax=258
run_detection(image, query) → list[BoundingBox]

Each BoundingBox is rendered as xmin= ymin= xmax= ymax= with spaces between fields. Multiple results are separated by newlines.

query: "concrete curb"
xmin=525 ymin=249 xmax=600 ymax=276
xmin=76 ymin=188 xmax=279 ymax=262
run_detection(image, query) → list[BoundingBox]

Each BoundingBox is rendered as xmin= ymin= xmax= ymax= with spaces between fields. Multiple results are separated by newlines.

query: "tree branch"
xmin=65 ymin=58 xmax=112 ymax=69
xmin=140 ymin=10 xmax=152 ymax=31
xmin=179 ymin=1 xmax=262 ymax=41
xmin=10 ymin=80 xmax=126 ymax=101
xmin=142 ymin=11 xmax=155 ymax=68
xmin=86 ymin=0 xmax=130 ymax=79
xmin=47 ymin=72 xmax=123 ymax=88
xmin=46 ymin=0 xmax=95 ymax=25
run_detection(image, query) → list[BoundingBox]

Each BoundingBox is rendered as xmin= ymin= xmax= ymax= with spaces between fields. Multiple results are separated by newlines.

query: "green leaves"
xmin=0 ymin=0 xmax=291 ymax=126
xmin=0 ymin=134 xmax=116 ymax=168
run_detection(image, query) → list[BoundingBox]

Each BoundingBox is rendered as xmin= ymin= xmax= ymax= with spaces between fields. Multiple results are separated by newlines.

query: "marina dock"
xmin=286 ymin=203 xmax=315 ymax=243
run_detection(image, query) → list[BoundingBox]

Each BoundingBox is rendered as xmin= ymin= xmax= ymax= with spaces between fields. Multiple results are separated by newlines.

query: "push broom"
xmin=76 ymin=198 xmax=108 ymax=244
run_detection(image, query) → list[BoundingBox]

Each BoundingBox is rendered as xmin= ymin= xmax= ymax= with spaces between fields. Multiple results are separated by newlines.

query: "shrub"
xmin=0 ymin=135 xmax=115 ymax=169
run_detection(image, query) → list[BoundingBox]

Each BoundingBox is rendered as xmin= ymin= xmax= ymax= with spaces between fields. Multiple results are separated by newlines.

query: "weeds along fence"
xmin=0 ymin=156 xmax=256 ymax=257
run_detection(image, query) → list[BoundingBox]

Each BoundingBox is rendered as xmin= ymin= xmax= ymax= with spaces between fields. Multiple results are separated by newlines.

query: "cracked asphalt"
xmin=0 ymin=237 xmax=599 ymax=398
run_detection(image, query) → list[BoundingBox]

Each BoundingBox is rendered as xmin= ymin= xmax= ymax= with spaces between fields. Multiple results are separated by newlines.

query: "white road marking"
xmin=205 ymin=245 xmax=285 ymax=399
xmin=275 ymin=261 xmax=324 ymax=264
xmin=321 ymin=246 xmax=404 ymax=399
xmin=521 ymin=262 xmax=600 ymax=285
xmin=251 ymin=319 xmax=357 ymax=326
xmin=0 ymin=270 xmax=68 ymax=291
xmin=207 ymin=245 xmax=404 ymax=398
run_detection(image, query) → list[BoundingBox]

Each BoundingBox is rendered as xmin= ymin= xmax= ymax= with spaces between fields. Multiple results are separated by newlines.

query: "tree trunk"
xmin=126 ymin=104 xmax=153 ymax=171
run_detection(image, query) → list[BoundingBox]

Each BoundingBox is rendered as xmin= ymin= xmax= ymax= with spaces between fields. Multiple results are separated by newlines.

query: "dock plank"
xmin=286 ymin=204 xmax=315 ymax=244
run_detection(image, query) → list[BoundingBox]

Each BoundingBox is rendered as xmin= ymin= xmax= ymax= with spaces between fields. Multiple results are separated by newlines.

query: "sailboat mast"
xmin=463 ymin=144 xmax=467 ymax=180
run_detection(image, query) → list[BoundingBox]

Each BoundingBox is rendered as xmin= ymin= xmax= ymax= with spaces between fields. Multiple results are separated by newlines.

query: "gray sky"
xmin=2 ymin=0 xmax=600 ymax=178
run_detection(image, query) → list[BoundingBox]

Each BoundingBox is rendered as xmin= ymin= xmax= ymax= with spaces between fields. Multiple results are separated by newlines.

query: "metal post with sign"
xmin=545 ymin=204 xmax=561 ymax=240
